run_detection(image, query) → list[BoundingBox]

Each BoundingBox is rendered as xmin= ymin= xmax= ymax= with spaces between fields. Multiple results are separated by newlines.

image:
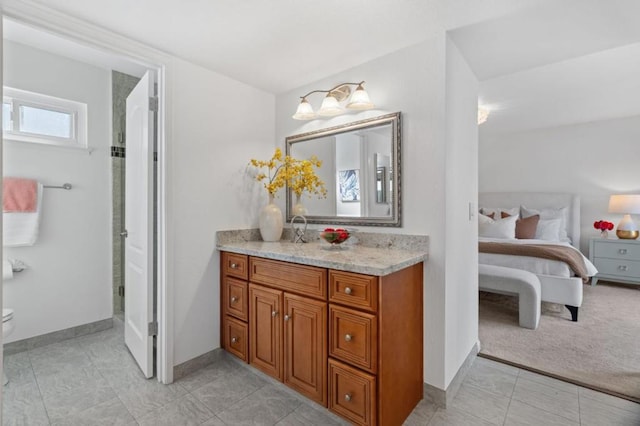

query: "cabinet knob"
xmin=345 ymin=334 xmax=353 ymax=342
xmin=231 ymin=337 xmax=238 ymax=343
xmin=344 ymin=393 xmax=352 ymax=402
xmin=284 ymin=314 xmax=290 ymax=321
xmin=619 ymin=249 xmax=628 ymax=255
xmin=272 ymin=311 xmax=278 ymax=317
xmin=344 ymin=287 xmax=352 ymax=295
xmin=230 ymin=263 xmax=238 ymax=269
xmin=618 ymin=265 xmax=628 ymax=271
xmin=230 ymin=296 xmax=238 ymax=303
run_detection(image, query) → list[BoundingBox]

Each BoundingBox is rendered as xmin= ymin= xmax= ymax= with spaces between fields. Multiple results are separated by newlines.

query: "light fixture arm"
xmin=299 ymin=81 xmax=366 ymax=101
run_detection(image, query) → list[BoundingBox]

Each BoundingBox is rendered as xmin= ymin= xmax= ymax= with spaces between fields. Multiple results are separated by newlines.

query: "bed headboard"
xmin=478 ymin=192 xmax=581 ymax=249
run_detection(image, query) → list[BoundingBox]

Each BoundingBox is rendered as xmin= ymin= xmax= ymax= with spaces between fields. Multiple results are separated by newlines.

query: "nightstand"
xmin=589 ymin=238 xmax=640 ymax=286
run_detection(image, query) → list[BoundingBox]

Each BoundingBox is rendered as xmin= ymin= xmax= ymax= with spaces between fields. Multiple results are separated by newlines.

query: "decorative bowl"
xmin=319 ymin=228 xmax=351 ymax=245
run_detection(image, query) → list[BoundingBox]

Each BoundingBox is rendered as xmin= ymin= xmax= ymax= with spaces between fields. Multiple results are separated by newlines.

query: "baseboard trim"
xmin=424 ymin=341 xmax=479 ymax=408
xmin=173 ymin=347 xmax=224 ymax=381
xmin=3 ymin=317 xmax=113 ymax=356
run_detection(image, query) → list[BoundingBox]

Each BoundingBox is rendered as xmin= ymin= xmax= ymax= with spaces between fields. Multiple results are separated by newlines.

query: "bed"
xmin=478 ymin=192 xmax=598 ymax=322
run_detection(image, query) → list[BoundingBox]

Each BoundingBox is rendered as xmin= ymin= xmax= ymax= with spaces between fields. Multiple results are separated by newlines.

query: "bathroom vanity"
xmin=217 ymin=232 xmax=427 ymax=426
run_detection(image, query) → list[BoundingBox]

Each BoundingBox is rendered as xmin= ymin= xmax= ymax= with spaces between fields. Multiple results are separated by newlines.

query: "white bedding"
xmin=479 ymin=237 xmax=598 ymax=278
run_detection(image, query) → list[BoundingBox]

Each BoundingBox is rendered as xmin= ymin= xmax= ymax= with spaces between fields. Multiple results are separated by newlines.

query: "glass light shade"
xmin=292 ymin=98 xmax=316 ymax=120
xmin=317 ymin=95 xmax=343 ymax=117
xmin=346 ymin=85 xmax=374 ymax=110
xmin=608 ymin=195 xmax=640 ymax=214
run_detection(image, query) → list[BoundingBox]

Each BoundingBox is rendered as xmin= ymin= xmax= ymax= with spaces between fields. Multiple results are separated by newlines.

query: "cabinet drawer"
xmin=223 ymin=277 xmax=248 ymax=321
xmin=594 ymin=242 xmax=640 ymax=261
xmin=329 ymin=305 xmax=377 ymax=373
xmin=250 ymin=257 xmax=327 ymax=300
xmin=329 ymin=271 xmax=378 ymax=313
xmin=593 ymin=258 xmax=640 ymax=279
xmin=222 ymin=252 xmax=249 ymax=280
xmin=223 ymin=316 xmax=248 ymax=362
xmin=329 ymin=359 xmax=376 ymax=426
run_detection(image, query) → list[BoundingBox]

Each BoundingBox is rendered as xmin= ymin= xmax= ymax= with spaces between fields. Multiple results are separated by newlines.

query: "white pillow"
xmin=481 ymin=207 xmax=520 ymax=219
xmin=521 ymin=206 xmax=568 ymax=240
xmin=479 ymin=214 xmax=518 ymax=239
xmin=535 ymin=218 xmax=562 ymax=241
xmin=478 ymin=213 xmax=494 ymax=225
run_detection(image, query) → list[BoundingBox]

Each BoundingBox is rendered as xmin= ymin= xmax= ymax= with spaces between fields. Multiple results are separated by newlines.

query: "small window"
xmin=2 ymin=87 xmax=87 ymax=149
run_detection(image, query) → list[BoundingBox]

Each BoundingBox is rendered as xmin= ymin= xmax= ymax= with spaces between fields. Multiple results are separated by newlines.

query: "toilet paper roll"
xmin=3 ymin=260 xmax=13 ymax=281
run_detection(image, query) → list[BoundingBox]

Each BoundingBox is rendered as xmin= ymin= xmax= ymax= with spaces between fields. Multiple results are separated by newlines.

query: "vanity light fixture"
xmin=478 ymin=106 xmax=490 ymax=125
xmin=292 ymin=81 xmax=374 ymax=120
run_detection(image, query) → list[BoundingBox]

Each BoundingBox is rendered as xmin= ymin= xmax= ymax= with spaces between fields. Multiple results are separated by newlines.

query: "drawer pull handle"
xmin=231 ymin=337 xmax=238 ymax=343
xmin=344 ymin=393 xmax=352 ymax=402
xmin=345 ymin=334 xmax=353 ymax=342
xmin=618 ymin=265 xmax=628 ymax=271
xmin=619 ymin=249 xmax=628 ymax=255
xmin=284 ymin=314 xmax=290 ymax=322
xmin=230 ymin=296 xmax=238 ymax=303
xmin=344 ymin=287 xmax=352 ymax=295
xmin=272 ymin=311 xmax=278 ymax=317
xmin=230 ymin=263 xmax=238 ymax=269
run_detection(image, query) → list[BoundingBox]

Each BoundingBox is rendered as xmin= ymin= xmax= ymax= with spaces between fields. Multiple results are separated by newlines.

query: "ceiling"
xmin=19 ymin=0 xmax=542 ymax=94
xmin=449 ymin=0 xmax=640 ymax=135
xmin=7 ymin=0 xmax=640 ymax=135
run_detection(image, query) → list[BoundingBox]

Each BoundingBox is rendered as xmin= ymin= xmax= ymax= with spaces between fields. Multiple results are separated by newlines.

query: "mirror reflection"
xmin=286 ymin=112 xmax=401 ymax=227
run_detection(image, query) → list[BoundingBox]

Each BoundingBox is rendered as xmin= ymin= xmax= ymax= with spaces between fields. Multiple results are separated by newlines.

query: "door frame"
xmin=2 ymin=0 xmax=175 ymax=384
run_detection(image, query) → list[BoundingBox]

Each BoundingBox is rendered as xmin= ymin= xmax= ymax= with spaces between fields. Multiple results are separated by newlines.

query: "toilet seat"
xmin=3 ymin=309 xmax=13 ymax=323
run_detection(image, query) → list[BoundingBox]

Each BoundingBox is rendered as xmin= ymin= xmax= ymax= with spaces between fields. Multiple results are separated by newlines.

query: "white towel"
xmin=3 ymin=183 xmax=43 ymax=247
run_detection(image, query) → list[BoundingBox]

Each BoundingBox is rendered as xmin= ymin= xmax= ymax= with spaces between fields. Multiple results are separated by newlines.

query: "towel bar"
xmin=43 ymin=183 xmax=72 ymax=190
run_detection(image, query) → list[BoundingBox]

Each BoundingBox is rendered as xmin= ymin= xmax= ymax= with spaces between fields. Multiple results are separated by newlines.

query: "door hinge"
xmin=149 ymin=96 xmax=159 ymax=112
xmin=148 ymin=321 xmax=158 ymax=337
xmin=118 ymin=286 xmax=125 ymax=297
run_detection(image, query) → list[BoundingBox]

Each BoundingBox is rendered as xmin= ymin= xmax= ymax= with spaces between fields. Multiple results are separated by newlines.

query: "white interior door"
xmin=124 ymin=71 xmax=155 ymax=378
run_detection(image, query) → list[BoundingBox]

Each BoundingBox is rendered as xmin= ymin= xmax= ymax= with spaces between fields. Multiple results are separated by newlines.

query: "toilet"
xmin=3 ymin=308 xmax=14 ymax=385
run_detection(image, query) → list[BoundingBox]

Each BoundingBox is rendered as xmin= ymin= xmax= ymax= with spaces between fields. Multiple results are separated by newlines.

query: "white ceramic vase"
xmin=259 ymin=193 xmax=283 ymax=242
xmin=292 ymin=194 xmax=308 ymax=216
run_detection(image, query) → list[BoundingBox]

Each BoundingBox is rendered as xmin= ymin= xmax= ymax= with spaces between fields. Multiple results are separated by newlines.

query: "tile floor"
xmin=3 ymin=318 xmax=640 ymax=425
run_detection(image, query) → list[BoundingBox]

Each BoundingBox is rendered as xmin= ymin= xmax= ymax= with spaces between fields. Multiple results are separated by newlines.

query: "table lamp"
xmin=608 ymin=194 xmax=640 ymax=239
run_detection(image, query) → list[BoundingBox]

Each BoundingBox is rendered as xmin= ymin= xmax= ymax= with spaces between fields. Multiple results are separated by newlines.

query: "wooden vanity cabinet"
xmin=221 ymin=252 xmax=250 ymax=362
xmin=219 ymin=251 xmax=423 ymax=426
xmin=249 ymin=257 xmax=328 ymax=406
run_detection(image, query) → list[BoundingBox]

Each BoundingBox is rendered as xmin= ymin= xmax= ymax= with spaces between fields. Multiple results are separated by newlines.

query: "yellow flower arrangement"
xmin=249 ymin=148 xmax=326 ymax=198
xmin=289 ymin=156 xmax=327 ymax=198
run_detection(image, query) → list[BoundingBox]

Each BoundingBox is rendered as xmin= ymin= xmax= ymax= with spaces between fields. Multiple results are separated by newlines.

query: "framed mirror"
xmin=286 ymin=112 xmax=401 ymax=227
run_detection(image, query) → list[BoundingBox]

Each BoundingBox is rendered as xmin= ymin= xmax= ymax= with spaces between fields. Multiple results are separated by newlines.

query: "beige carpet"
xmin=479 ymin=282 xmax=640 ymax=402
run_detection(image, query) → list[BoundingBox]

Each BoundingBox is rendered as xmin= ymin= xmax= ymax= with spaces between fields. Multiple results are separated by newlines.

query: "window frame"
xmin=2 ymin=86 xmax=88 ymax=149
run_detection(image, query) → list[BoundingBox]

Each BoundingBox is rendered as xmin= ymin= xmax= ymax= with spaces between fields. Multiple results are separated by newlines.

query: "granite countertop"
xmin=216 ymin=229 xmax=428 ymax=276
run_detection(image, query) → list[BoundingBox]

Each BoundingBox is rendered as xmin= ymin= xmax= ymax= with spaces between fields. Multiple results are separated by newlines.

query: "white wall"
xmin=170 ymin=58 xmax=275 ymax=365
xmin=479 ymin=115 xmax=640 ymax=254
xmin=276 ymin=35 xmax=480 ymax=391
xmin=363 ymin=132 xmax=392 ymax=217
xmin=444 ymin=37 xmax=480 ymax=382
xmin=3 ymin=40 xmax=111 ymax=341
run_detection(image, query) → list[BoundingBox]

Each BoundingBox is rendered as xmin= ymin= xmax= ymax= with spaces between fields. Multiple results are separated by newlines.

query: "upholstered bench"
xmin=479 ymin=264 xmax=541 ymax=330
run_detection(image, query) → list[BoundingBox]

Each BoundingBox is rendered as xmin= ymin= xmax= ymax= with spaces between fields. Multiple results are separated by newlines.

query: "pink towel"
xmin=3 ymin=177 xmax=38 ymax=213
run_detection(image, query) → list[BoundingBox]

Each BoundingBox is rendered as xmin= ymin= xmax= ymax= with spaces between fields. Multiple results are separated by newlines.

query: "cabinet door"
xmin=284 ymin=293 xmax=327 ymax=406
xmin=249 ymin=284 xmax=283 ymax=380
xmin=223 ymin=316 xmax=248 ymax=362
xmin=223 ymin=276 xmax=248 ymax=321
